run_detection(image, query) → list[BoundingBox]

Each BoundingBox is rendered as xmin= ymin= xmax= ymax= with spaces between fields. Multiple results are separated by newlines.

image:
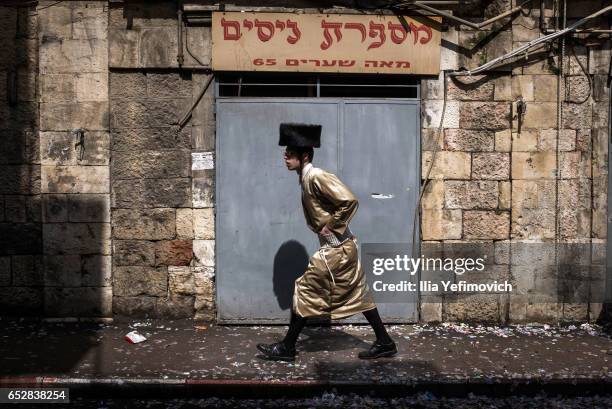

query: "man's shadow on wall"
xmin=273 ymin=240 xmax=332 ymax=326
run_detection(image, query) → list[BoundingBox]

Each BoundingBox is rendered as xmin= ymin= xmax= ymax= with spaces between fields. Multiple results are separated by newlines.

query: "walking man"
xmin=256 ymin=123 xmax=397 ymax=361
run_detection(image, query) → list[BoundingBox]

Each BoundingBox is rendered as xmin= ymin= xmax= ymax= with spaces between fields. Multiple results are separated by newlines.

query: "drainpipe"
xmin=177 ymin=0 xmax=184 ymax=68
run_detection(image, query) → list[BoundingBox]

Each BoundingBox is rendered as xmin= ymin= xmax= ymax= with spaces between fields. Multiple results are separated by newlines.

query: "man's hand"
xmin=320 ymin=224 xmax=333 ymax=236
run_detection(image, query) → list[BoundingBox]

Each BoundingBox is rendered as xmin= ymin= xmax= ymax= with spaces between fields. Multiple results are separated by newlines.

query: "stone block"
xmin=40 ymin=101 xmax=109 ymax=131
xmin=421 ymin=100 xmax=460 ymax=129
xmin=0 ymin=223 xmax=42 ymax=255
xmin=562 ymin=102 xmax=592 ymax=130
xmin=447 ymin=75 xmax=494 ymax=101
xmin=472 ymin=152 xmax=509 ymax=180
xmin=43 ymin=222 xmax=111 ymax=255
xmin=169 ymin=266 xmax=195 ymax=295
xmin=193 ymin=170 xmax=215 ymax=208
xmin=43 ymin=194 xmax=68 ymax=222
xmin=113 ymin=265 xmax=168 ymax=297
xmin=5 ymin=195 xmax=26 ymax=222
xmin=156 ymin=295 xmax=195 ymax=318
xmin=463 ymin=211 xmax=510 ymax=239
xmin=444 ymin=180 xmax=498 ymax=209
xmin=592 ymin=101 xmax=609 ymax=129
xmin=42 ymin=165 xmax=109 ymax=193
xmin=110 ymin=100 xmax=149 ymax=129
xmin=445 ymin=294 xmax=500 ymax=323
xmin=592 ymin=75 xmax=610 ymax=102
xmin=532 ymin=75 xmax=557 ymax=102
xmin=155 ymin=240 xmax=193 ymax=266
xmin=147 ymin=72 xmax=193 ymax=99
xmin=111 ymin=126 xmax=191 ymax=152
xmin=511 ymin=75 xmax=534 ymax=101
xmin=113 ymin=240 xmax=156 ymax=267
xmin=193 ymin=208 xmax=215 ymax=239
xmin=511 ymin=130 xmax=537 ymax=151
xmin=558 ymin=178 xmax=591 ymax=210
xmin=37 ymin=4 xmax=71 ymax=39
xmin=0 ymin=257 xmax=10 ymax=286
xmin=419 ymin=296 xmax=442 ymax=323
xmin=420 ymin=180 xmax=444 ymax=209
xmin=82 ymin=254 xmax=112 ymax=287
xmin=493 ymin=75 xmax=511 ymax=101
xmin=494 ymin=129 xmax=511 ymax=152
xmin=67 ymin=194 xmax=110 ymax=222
xmin=12 ymin=255 xmax=43 ymax=286
xmin=512 ymin=208 xmax=556 ymax=239
xmin=559 ymin=151 xmax=590 ymax=179
xmin=559 ymin=208 xmax=591 ymax=239
xmin=40 ymin=39 xmax=107 ymax=74
xmin=0 ymin=287 xmax=43 ymax=315
xmin=511 ymin=152 xmax=556 ymax=179
xmin=193 ymin=240 xmax=215 ymax=267
xmin=565 ymin=75 xmax=590 ymax=103
xmin=499 ymin=181 xmax=511 ymax=209
xmin=75 ymin=72 xmax=108 ymax=102
xmin=17 ymin=69 xmax=37 ymax=102
xmin=110 ymin=178 xmax=144 ymax=208
xmin=538 ymin=129 xmax=576 ymax=151
xmin=521 ymin=102 xmax=557 ymax=128
xmin=459 ymin=102 xmax=511 ymax=130
xmin=112 ymin=208 xmax=176 ymax=240
xmin=589 ymin=41 xmax=611 ymax=74
xmin=512 ymin=179 xmax=556 ymax=209
xmin=72 ymin=4 xmax=108 ymax=40
xmin=44 ymin=254 xmax=81 ymax=287
xmin=176 ymin=208 xmax=194 ymax=239
xmin=421 ymin=209 xmax=462 ymax=240
xmin=422 ymin=151 xmax=471 ymax=180
xmin=0 ymin=165 xmax=41 ymax=195
xmin=113 ymin=295 xmax=157 ymax=317
xmin=109 ymin=71 xmax=147 ymax=99
xmin=41 ymin=131 xmax=110 ymax=166
xmin=146 ymin=98 xmax=191 ymax=128
xmin=40 ymin=74 xmax=75 ymax=102
xmin=45 ymin=287 xmax=112 ymax=317
xmin=111 ymin=150 xmax=190 ymax=179
xmin=108 ymin=29 xmax=140 ymax=68
xmin=143 ymin=178 xmax=191 ymax=208
xmin=444 ymin=129 xmax=494 ymax=152
xmin=140 ymin=27 xmax=178 ymax=68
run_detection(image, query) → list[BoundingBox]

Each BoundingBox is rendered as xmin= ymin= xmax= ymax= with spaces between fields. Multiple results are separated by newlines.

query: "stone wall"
xmin=419 ymin=0 xmax=610 ymax=323
xmin=108 ymin=1 xmax=216 ymax=319
xmin=38 ymin=1 xmax=112 ymax=318
xmin=0 ymin=5 xmax=41 ymax=314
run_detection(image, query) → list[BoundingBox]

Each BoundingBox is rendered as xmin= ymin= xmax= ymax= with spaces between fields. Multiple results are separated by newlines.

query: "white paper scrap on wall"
xmin=192 ymin=152 xmax=214 ymax=170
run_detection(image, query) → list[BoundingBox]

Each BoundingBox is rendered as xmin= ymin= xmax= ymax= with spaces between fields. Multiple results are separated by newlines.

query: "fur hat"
xmin=278 ymin=123 xmax=322 ymax=148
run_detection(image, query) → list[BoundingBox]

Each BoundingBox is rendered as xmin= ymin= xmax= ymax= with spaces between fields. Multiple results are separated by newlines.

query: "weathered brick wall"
xmin=0 ymin=5 xmax=42 ymax=314
xmin=419 ymin=0 xmax=610 ymax=323
xmin=108 ymin=1 xmax=216 ymax=319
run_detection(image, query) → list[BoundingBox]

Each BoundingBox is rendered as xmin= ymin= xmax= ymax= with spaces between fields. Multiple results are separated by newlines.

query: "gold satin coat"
xmin=293 ymin=164 xmax=377 ymax=320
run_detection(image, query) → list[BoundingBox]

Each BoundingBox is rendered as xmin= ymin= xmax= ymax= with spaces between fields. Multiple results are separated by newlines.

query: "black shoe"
xmin=256 ymin=341 xmax=296 ymax=361
xmin=358 ymin=339 xmax=397 ymax=359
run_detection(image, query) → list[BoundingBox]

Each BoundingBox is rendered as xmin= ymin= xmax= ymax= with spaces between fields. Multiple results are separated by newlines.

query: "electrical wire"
xmin=184 ymin=23 xmax=206 ymax=67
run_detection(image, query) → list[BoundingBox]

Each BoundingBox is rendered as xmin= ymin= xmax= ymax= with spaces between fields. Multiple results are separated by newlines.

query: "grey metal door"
xmin=216 ymin=98 xmax=419 ymax=324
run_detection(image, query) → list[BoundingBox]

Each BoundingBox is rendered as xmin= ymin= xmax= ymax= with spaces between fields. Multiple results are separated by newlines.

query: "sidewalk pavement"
xmin=1 ymin=317 xmax=611 ymax=398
